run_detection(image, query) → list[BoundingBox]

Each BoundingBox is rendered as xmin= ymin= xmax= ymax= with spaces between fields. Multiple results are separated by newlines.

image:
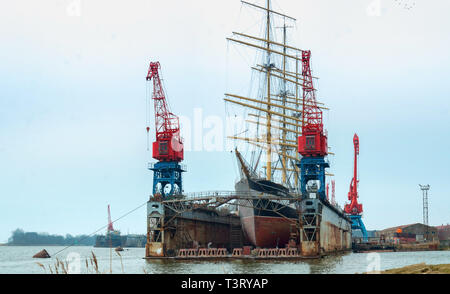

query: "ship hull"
xmin=94 ymin=234 xmax=124 ymax=248
xmin=236 ymin=178 xmax=352 ymax=255
xmin=240 ymin=215 xmax=295 ymax=248
xmin=236 ymin=179 xmax=298 ymax=248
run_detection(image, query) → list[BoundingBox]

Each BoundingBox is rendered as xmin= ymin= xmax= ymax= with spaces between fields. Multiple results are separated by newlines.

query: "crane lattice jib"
xmin=298 ymin=50 xmax=328 ymax=157
xmin=107 ymin=204 xmax=114 ymax=232
xmin=146 ymin=62 xmax=183 ymax=162
xmin=301 ymin=51 xmax=323 ymax=132
xmin=146 ymin=62 xmax=181 ymax=141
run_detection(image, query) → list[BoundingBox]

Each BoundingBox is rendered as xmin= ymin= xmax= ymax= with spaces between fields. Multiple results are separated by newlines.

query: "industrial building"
xmin=376 ymin=223 xmax=438 ymax=243
xmin=435 ymin=224 xmax=450 ymax=247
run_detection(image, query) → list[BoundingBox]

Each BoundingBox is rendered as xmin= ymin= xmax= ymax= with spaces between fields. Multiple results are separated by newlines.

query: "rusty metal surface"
xmin=299 ymin=198 xmax=351 ymax=256
xmin=146 ymin=242 xmax=164 ymax=257
xmin=319 ymin=202 xmax=352 ymax=253
xmin=146 ymin=195 xmax=352 ymax=258
xmin=164 ymin=212 xmax=242 ymax=254
xmin=146 ymin=201 xmax=245 ymax=257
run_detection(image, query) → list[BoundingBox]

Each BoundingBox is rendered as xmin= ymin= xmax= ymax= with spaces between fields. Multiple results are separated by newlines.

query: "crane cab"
xmin=298 ymin=130 xmax=328 ymax=157
xmin=152 ymin=137 xmax=183 ymax=162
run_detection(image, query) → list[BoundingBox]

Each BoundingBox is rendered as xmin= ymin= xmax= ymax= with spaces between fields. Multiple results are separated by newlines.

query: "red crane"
xmin=107 ymin=204 xmax=114 ymax=232
xmin=146 ymin=62 xmax=183 ymax=162
xmin=344 ymin=134 xmax=363 ymax=215
xmin=297 ymin=50 xmax=329 ymax=201
xmin=297 ymin=50 xmax=327 ymax=157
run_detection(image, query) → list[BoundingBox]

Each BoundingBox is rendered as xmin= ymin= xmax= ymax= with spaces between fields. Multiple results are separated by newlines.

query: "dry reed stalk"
xmin=36 ymin=262 xmax=46 ymax=274
xmin=115 ymin=250 xmax=124 ymax=273
xmin=91 ymin=251 xmax=99 ymax=274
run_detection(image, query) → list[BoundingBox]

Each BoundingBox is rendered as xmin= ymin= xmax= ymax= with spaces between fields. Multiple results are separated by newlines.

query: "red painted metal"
xmin=326 ymin=183 xmax=329 ymax=201
xmin=107 ymin=204 xmax=114 ymax=232
xmin=298 ymin=50 xmax=328 ymax=157
xmin=146 ymin=62 xmax=183 ymax=162
xmin=344 ymin=134 xmax=363 ymax=215
xmin=331 ymin=180 xmax=336 ymax=206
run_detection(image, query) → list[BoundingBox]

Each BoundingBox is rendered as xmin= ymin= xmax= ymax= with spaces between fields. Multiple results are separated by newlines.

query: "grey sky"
xmin=0 ymin=0 xmax=449 ymax=242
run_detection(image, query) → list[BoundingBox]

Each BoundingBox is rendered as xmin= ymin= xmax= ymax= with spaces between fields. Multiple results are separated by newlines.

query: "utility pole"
xmin=419 ymin=184 xmax=430 ymax=226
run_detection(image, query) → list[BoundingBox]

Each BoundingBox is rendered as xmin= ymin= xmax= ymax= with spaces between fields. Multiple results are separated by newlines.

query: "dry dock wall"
xmin=146 ymin=198 xmax=352 ymax=258
xmin=299 ymin=198 xmax=352 ymax=256
xmin=146 ymin=201 xmax=244 ymax=257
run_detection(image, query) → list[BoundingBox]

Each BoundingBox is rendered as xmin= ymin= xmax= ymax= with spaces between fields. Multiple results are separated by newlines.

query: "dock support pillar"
xmin=298 ymin=198 xmax=322 ymax=257
xmin=145 ymin=199 xmax=166 ymax=257
xmin=349 ymin=214 xmax=368 ymax=242
xmin=149 ymin=162 xmax=185 ymax=197
xmin=297 ymin=157 xmax=329 ymax=201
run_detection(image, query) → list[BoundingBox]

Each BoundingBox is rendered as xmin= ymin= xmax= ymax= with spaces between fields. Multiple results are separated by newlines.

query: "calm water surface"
xmin=0 ymin=246 xmax=449 ymax=274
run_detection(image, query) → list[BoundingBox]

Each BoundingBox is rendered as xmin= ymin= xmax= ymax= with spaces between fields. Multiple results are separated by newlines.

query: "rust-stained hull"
xmin=236 ymin=177 xmax=352 ymax=255
xmin=145 ymin=200 xmax=245 ymax=258
xmin=236 ymin=178 xmax=298 ymax=248
xmin=241 ymin=215 xmax=294 ymax=248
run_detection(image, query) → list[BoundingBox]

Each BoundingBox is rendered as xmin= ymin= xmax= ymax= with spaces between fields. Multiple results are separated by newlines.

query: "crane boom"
xmin=298 ymin=50 xmax=327 ymax=157
xmin=344 ymin=134 xmax=363 ymax=214
xmin=107 ymin=204 xmax=114 ymax=232
xmin=146 ymin=62 xmax=183 ymax=162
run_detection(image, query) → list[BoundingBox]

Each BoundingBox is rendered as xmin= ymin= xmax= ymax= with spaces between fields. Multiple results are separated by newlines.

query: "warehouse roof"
xmin=380 ymin=223 xmax=419 ymax=232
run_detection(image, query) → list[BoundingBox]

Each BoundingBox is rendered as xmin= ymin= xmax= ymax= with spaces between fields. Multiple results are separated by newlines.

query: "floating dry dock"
xmin=145 ymin=191 xmax=352 ymax=259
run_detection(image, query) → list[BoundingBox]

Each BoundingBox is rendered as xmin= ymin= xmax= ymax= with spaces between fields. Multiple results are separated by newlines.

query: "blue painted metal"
xmin=149 ymin=161 xmax=185 ymax=197
xmin=349 ymin=214 xmax=368 ymax=242
xmin=297 ymin=156 xmax=329 ymax=201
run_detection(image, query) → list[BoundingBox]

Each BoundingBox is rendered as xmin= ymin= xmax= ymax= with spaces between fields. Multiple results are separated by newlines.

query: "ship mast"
xmin=280 ymin=22 xmax=290 ymax=184
xmin=265 ymin=0 xmax=272 ymax=181
xmin=225 ymin=1 xmax=329 ymax=189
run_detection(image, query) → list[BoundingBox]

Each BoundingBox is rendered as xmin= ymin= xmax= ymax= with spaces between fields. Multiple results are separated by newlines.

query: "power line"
xmin=52 ymin=201 xmax=147 ymax=257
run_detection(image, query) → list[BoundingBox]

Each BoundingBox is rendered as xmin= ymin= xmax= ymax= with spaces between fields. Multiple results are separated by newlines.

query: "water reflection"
xmin=305 ymin=253 xmax=347 ymax=274
xmin=2 ymin=246 xmax=449 ymax=274
xmin=144 ymin=252 xmax=356 ymax=274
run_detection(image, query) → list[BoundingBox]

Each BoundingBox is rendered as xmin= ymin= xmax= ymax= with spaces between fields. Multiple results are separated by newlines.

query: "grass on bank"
xmin=36 ymin=250 xmax=128 ymax=274
xmin=366 ymin=263 xmax=450 ymax=274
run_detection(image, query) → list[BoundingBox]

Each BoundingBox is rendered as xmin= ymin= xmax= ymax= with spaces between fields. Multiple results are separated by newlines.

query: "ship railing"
xmin=164 ymin=190 xmax=302 ymax=202
xmin=147 ymin=162 xmax=187 ymax=171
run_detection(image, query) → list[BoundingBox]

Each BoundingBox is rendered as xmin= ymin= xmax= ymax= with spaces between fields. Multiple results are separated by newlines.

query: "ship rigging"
xmin=224 ymin=0 xmax=331 ymax=192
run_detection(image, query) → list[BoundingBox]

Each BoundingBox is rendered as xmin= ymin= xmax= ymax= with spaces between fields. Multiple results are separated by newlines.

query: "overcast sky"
xmin=1 ymin=0 xmax=449 ymax=242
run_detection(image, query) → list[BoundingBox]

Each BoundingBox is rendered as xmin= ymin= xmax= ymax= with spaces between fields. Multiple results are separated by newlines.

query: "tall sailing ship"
xmin=224 ymin=0 xmax=350 ymax=251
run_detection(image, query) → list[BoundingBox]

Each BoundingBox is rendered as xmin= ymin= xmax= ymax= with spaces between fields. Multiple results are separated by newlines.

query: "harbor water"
xmin=0 ymin=246 xmax=449 ymax=274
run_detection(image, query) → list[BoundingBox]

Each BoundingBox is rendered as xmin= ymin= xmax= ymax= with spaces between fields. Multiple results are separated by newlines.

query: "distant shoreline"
xmin=1 ymin=244 xmax=95 ymax=247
